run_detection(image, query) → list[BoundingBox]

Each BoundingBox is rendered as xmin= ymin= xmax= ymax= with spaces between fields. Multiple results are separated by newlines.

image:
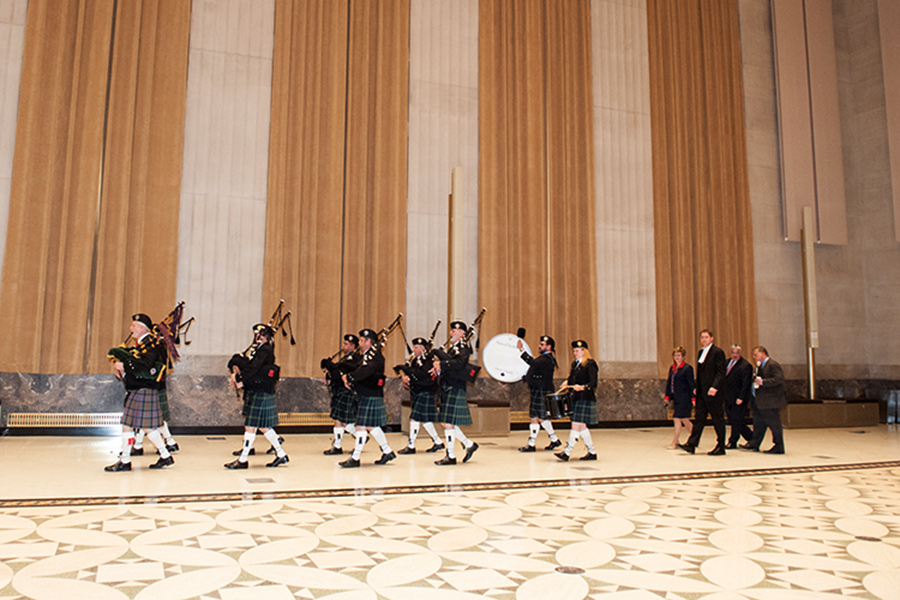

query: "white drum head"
xmin=483 ymin=333 xmax=531 ymax=383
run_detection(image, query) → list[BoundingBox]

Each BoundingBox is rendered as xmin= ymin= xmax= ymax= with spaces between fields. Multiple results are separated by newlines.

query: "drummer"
xmin=555 ymin=339 xmax=599 ymax=462
xmin=516 ymin=335 xmax=562 ymax=452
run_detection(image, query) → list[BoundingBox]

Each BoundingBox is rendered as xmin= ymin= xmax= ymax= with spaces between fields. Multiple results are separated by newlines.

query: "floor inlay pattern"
xmin=1 ymin=465 xmax=899 ymax=599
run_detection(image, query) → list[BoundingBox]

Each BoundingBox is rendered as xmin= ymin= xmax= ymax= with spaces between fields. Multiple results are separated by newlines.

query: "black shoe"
xmin=463 ymin=442 xmax=479 ymax=463
xmin=545 ymin=439 xmax=562 ymax=450
xmin=130 ymin=447 xmax=144 ymax=456
xmin=375 ymin=451 xmax=397 ymax=465
xmin=233 ymin=447 xmax=256 ymax=456
xmin=579 ymin=452 xmax=597 ymax=461
xmin=323 ymin=447 xmax=343 ymax=455
xmin=707 ymin=446 xmax=726 ymax=456
xmin=519 ymin=445 xmax=536 ymax=452
xmin=435 ymin=455 xmax=457 ymax=465
xmin=104 ymin=460 xmax=132 ymax=472
xmin=677 ymin=443 xmax=695 ymax=454
xmin=267 ymin=455 xmax=289 ymax=467
xmin=555 ymin=451 xmax=570 ymax=462
xmin=149 ymin=456 xmax=174 ymax=469
xmin=426 ymin=443 xmax=445 ymax=453
xmin=764 ymin=447 xmax=785 ymax=455
xmin=224 ymin=459 xmax=248 ymax=469
xmin=339 ymin=457 xmax=361 ymax=468
xmin=167 ymin=443 xmax=179 ymax=453
xmin=739 ymin=443 xmax=759 ymax=451
xmin=724 ymin=441 xmax=737 ymax=450
xmin=398 ymin=446 xmax=416 ymax=455
xmin=266 ymin=438 xmax=284 ymax=455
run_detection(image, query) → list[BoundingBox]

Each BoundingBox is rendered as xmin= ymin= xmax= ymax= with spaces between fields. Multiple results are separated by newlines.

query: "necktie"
xmin=726 ymin=360 xmax=734 ymax=375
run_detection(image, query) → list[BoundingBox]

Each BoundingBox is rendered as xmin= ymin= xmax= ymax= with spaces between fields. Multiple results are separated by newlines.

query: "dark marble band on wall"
xmin=2 ymin=372 xmax=898 ymax=428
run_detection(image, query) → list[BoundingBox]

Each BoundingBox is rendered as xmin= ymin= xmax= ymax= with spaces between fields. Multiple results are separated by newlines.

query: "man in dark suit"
xmin=679 ymin=329 xmax=727 ymax=455
xmin=741 ymin=346 xmax=786 ymax=454
xmin=721 ymin=344 xmax=754 ymax=449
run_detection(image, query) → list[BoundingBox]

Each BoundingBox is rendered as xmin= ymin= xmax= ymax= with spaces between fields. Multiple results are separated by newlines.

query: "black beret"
xmin=132 ymin=313 xmax=153 ymax=330
xmin=359 ymin=328 xmax=378 ymax=341
xmin=449 ymin=320 xmax=468 ymax=332
xmin=253 ymin=323 xmax=274 ymax=338
xmin=571 ymin=339 xmax=588 ymax=349
xmin=411 ymin=337 xmax=428 ymax=346
xmin=540 ymin=335 xmax=555 ymax=349
xmin=344 ymin=334 xmax=359 ymax=346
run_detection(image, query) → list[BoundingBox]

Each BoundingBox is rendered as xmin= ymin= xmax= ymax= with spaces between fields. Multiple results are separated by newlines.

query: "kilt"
xmin=438 ymin=385 xmax=472 ymax=426
xmin=243 ymin=391 xmax=278 ymax=429
xmin=529 ymin=388 xmax=547 ymax=419
xmin=410 ymin=390 xmax=439 ymax=422
xmin=122 ymin=388 xmax=163 ymax=430
xmin=330 ymin=388 xmax=358 ymax=424
xmin=570 ymin=398 xmax=598 ymax=425
xmin=158 ymin=387 xmax=170 ymax=422
xmin=356 ymin=394 xmax=388 ymax=428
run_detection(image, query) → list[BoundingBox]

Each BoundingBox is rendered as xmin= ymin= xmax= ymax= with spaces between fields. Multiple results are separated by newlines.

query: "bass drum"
xmin=482 ymin=333 xmax=531 ymax=383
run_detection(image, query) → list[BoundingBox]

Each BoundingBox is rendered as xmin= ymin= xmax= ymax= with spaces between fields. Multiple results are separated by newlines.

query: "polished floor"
xmin=1 ymin=425 xmax=899 ymax=599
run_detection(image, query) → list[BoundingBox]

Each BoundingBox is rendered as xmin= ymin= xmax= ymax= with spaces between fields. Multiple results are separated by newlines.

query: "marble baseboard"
xmin=2 ymin=372 xmax=898 ymax=428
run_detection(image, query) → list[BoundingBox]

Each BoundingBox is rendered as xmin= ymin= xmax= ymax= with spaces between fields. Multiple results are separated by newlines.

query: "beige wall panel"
xmin=592 ymin=0 xmax=656 ymax=366
xmin=407 ymin=0 xmax=479 ymax=340
xmin=0 ymin=0 xmax=25 ymax=297
xmin=176 ymin=0 xmax=275 ymax=361
xmin=878 ymin=0 xmax=900 ymax=241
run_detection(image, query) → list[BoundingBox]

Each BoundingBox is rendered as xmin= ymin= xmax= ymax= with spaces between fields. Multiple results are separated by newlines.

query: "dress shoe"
xmin=579 ymin=452 xmax=597 ymax=461
xmin=677 ymin=443 xmax=695 ymax=454
xmin=545 ymin=439 xmax=562 ymax=451
xmin=738 ymin=443 xmax=759 ymax=451
xmin=555 ymin=451 xmax=570 ymax=462
xmin=224 ymin=459 xmax=248 ymax=470
xmin=265 ymin=437 xmax=285 ymax=454
xmin=519 ymin=445 xmax=536 ymax=452
xmin=167 ymin=443 xmax=179 ymax=453
xmin=764 ymin=447 xmax=785 ymax=455
xmin=130 ymin=447 xmax=144 ymax=456
xmin=724 ymin=441 xmax=737 ymax=450
xmin=149 ymin=456 xmax=175 ymax=469
xmin=463 ymin=442 xmax=479 ymax=463
xmin=323 ymin=447 xmax=343 ymax=455
xmin=707 ymin=446 xmax=726 ymax=456
xmin=267 ymin=455 xmax=289 ymax=467
xmin=434 ymin=455 xmax=457 ymax=465
xmin=233 ymin=447 xmax=256 ymax=457
xmin=398 ymin=446 xmax=416 ymax=455
xmin=339 ymin=457 xmax=361 ymax=468
xmin=375 ymin=451 xmax=397 ymax=465
xmin=426 ymin=443 xmax=445 ymax=453
xmin=104 ymin=460 xmax=132 ymax=472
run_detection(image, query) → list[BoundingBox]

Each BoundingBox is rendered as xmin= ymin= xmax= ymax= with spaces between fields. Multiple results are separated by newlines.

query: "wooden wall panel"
xmin=0 ymin=0 xmax=26 ymax=283
xmin=176 ymin=0 xmax=275 ymax=356
xmin=878 ymin=0 xmax=900 ymax=242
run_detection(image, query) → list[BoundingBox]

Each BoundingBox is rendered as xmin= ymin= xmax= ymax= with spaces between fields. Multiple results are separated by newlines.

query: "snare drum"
xmin=544 ymin=391 xmax=572 ymax=419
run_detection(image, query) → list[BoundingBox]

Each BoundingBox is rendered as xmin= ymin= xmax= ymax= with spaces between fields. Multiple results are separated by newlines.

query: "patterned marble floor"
xmin=1 ymin=427 xmax=899 ymax=599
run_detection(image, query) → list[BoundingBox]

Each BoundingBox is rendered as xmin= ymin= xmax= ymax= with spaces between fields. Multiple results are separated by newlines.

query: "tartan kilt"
xmin=158 ymin=387 xmax=170 ymax=422
xmin=356 ymin=394 xmax=388 ymax=428
xmin=122 ymin=388 xmax=163 ymax=430
xmin=243 ymin=391 xmax=278 ymax=429
xmin=410 ymin=390 xmax=439 ymax=423
xmin=330 ymin=388 xmax=358 ymax=424
xmin=529 ymin=388 xmax=548 ymax=419
xmin=570 ymin=398 xmax=598 ymax=425
xmin=438 ymin=385 xmax=472 ymax=426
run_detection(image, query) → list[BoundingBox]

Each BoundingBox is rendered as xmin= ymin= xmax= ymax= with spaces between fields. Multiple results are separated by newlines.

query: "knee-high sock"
xmin=527 ymin=423 xmax=540 ymax=446
xmin=238 ymin=431 xmax=256 ymax=462
xmin=345 ymin=423 xmax=357 ymax=435
xmin=444 ymin=429 xmax=456 ymax=458
xmin=133 ymin=429 xmax=145 ymax=450
xmin=332 ymin=426 xmax=344 ymax=448
xmin=120 ymin=431 xmax=135 ymax=464
xmin=423 ymin=422 xmax=440 ymax=443
xmin=351 ymin=430 xmax=368 ymax=460
xmin=160 ymin=422 xmax=175 ymax=445
xmin=264 ymin=429 xmax=286 ymax=458
xmin=408 ymin=420 xmax=420 ymax=447
xmin=147 ymin=429 xmax=171 ymax=459
xmin=370 ymin=427 xmax=392 ymax=454
xmin=581 ymin=429 xmax=595 ymax=453
xmin=541 ymin=419 xmax=559 ymax=442
xmin=453 ymin=426 xmax=473 ymax=449
xmin=564 ymin=429 xmax=581 ymax=455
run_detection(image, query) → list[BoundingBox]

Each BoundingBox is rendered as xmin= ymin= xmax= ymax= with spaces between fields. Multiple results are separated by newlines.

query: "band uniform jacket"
xmin=567 ymin=358 xmax=599 ymax=404
xmin=720 ymin=356 xmax=753 ymax=405
xmin=696 ymin=344 xmax=726 ymax=397
xmin=754 ymin=358 xmax=786 ymax=410
xmin=521 ymin=351 xmax=557 ymax=392
xmin=122 ymin=334 xmax=166 ymax=391
xmin=406 ymin=351 xmax=439 ymax=395
xmin=347 ymin=346 xmax=386 ymax=397
xmin=434 ymin=341 xmax=472 ymax=389
xmin=228 ymin=342 xmax=277 ymax=394
xmin=323 ymin=351 xmax=362 ymax=395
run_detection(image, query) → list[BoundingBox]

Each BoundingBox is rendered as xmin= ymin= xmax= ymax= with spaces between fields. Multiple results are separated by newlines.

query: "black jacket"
xmin=434 ymin=341 xmax=472 ymax=389
xmin=122 ymin=334 xmax=166 ymax=391
xmin=567 ymin=358 xmax=598 ymax=404
xmin=720 ymin=356 xmax=753 ymax=406
xmin=696 ymin=344 xmax=726 ymax=397
xmin=521 ymin=351 xmax=557 ymax=392
xmin=403 ymin=350 xmax=440 ymax=394
xmin=665 ymin=362 xmax=695 ymax=404
xmin=348 ymin=346 xmax=385 ymax=397
xmin=323 ymin=351 xmax=362 ymax=395
xmin=228 ymin=342 xmax=277 ymax=394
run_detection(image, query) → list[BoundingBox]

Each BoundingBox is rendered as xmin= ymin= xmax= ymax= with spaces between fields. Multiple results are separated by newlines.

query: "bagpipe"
xmin=108 ymin=301 xmax=195 ymax=382
xmin=438 ymin=308 xmax=487 ymax=383
xmin=393 ymin=319 xmax=441 ymax=377
xmin=229 ymin=300 xmax=294 ymax=396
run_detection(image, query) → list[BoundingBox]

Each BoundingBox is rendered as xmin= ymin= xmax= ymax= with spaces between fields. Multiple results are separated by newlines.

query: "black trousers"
xmin=687 ymin=393 xmax=726 ymax=448
xmin=726 ymin=400 xmax=753 ymax=444
xmin=750 ymin=407 xmax=784 ymax=451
